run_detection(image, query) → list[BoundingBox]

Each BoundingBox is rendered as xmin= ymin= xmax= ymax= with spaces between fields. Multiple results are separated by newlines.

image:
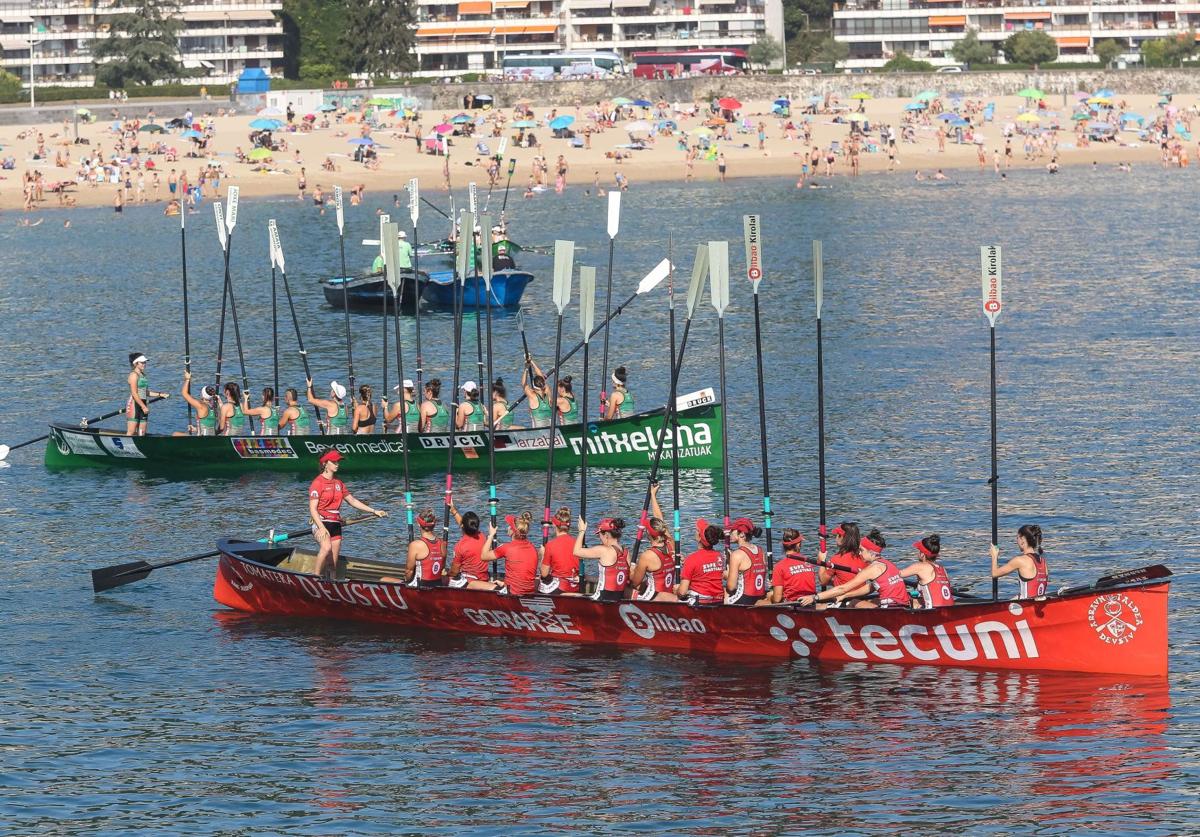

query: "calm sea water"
xmin=0 ymin=168 xmax=1197 ymax=834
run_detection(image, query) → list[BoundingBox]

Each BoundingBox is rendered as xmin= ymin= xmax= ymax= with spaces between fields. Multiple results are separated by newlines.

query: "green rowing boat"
xmin=44 ymin=400 xmax=722 ymax=477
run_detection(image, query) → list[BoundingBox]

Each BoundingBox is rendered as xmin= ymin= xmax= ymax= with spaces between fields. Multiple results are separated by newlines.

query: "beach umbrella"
xmin=1074 ymin=91 xmax=1090 ymax=100
xmin=947 ymin=116 xmax=969 ymax=127
xmin=247 ymin=148 xmax=272 ymax=161
xmin=258 ymin=107 xmax=284 ymax=117
xmin=808 ymin=95 xmax=822 ymax=104
xmin=1072 ymin=113 xmax=1091 ymax=121
xmin=718 ymin=97 xmax=742 ymax=110
xmin=774 ymin=98 xmax=791 ymax=107
xmin=1016 ymin=112 xmax=1040 ymax=123
xmin=303 ymin=113 xmax=316 ymax=122
xmin=320 ymin=103 xmax=337 ymax=111
xmin=1120 ymin=112 xmax=1143 ymax=123
xmin=1017 ymin=88 xmax=1045 ymax=99
xmin=433 ymin=122 xmax=455 ymax=133
xmin=366 ymin=97 xmax=392 ymax=106
xmin=1095 ymin=88 xmax=1116 ymax=99
xmin=139 ymin=124 xmax=165 ymax=133
xmin=1087 ymin=96 xmax=1111 ymax=106
xmin=181 ymin=129 xmax=202 ymax=139
xmin=612 ymin=96 xmax=633 ymax=106
xmin=249 ymin=118 xmax=282 ymax=130
xmin=512 ymin=119 xmax=537 ymax=129
xmin=348 ymin=137 xmax=376 ymax=146
xmin=847 ymin=113 xmax=867 ymax=122
xmin=936 ymin=112 xmax=960 ymax=121
xmin=633 ymin=98 xmax=653 ymax=107
xmin=904 ymin=102 xmax=927 ymax=111
xmin=915 ymin=90 xmax=939 ymax=101
xmin=549 ymin=115 xmax=574 ymax=130
xmin=657 ymin=119 xmax=677 ymax=130
xmin=692 ymin=126 xmax=713 ymax=136
xmin=850 ymin=92 xmax=872 ymax=100
xmin=450 ymin=114 xmax=472 ymax=124
xmin=625 ymin=120 xmax=652 ymax=133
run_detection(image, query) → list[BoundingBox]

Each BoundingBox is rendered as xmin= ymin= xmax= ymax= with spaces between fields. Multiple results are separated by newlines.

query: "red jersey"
xmin=542 ymin=532 xmax=580 ymax=593
xmin=416 ymin=536 xmax=445 ymax=584
xmin=496 ymin=539 xmax=539 ymax=595
xmin=919 ymin=562 xmax=954 ymax=607
xmin=1017 ymin=553 xmax=1049 ymax=599
xmin=832 ymin=550 xmax=867 ymax=587
xmin=636 ymin=544 xmax=675 ymax=600
xmin=452 ymin=532 xmax=488 ymax=581
xmin=728 ymin=542 xmax=767 ymax=601
xmin=596 ymin=545 xmax=630 ymax=594
xmin=869 ymin=558 xmax=911 ymax=607
xmin=771 ymin=555 xmax=818 ymax=601
xmin=308 ymin=475 xmax=347 ymax=521
xmin=681 ymin=548 xmax=724 ymax=603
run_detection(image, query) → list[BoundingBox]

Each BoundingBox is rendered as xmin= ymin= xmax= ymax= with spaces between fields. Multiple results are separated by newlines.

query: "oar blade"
xmin=742 ymin=214 xmax=763 ymax=290
xmin=686 ymin=245 xmax=708 ymax=318
xmin=225 ymin=186 xmax=240 ymax=233
xmin=456 ymin=210 xmax=474 ymax=280
xmin=408 ymin=177 xmax=420 ymax=226
xmin=213 ymin=201 xmax=227 ymax=251
xmin=269 ymin=219 xmax=285 ymax=272
xmin=708 ymin=241 xmax=730 ymax=315
xmin=813 ymin=240 xmax=823 ymax=318
xmin=334 ymin=185 xmax=345 ymax=233
xmin=0 ymin=444 xmax=9 ymax=461
xmin=607 ymin=191 xmax=621 ymax=239
xmin=636 ymin=258 xmax=671 ymax=295
xmin=552 ymin=240 xmax=575 ymax=314
xmin=981 ymin=244 xmax=1002 ymax=327
xmin=479 ymin=213 xmax=494 ymax=290
xmin=383 ymin=221 xmax=401 ymax=292
xmin=1097 ymin=564 xmax=1172 ymax=589
xmin=579 ymin=266 xmax=597 ymax=339
xmin=91 ymin=561 xmax=153 ymax=593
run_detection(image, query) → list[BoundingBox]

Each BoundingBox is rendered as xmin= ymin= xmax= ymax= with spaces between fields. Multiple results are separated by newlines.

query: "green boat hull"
xmin=44 ymin=403 xmax=722 ymax=477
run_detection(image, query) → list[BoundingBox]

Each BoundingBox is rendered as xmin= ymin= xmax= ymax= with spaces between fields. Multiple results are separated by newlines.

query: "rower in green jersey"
xmin=221 ymin=382 xmax=249 ymax=435
xmin=279 ymin=387 xmax=312 ymax=435
xmin=456 ymin=381 xmax=487 ymax=430
xmin=522 ymin=356 xmax=553 ymax=429
xmin=178 ymin=370 xmax=218 ymax=437
xmin=557 ymin=374 xmax=580 ymax=424
xmin=492 ymin=378 xmax=517 ymax=429
xmin=125 ymin=352 xmax=168 ymax=436
xmin=604 ymin=365 xmax=635 ymax=420
xmin=307 ymin=378 xmax=350 ymax=435
xmin=383 ymin=378 xmax=421 ymax=433
xmin=420 ymin=378 xmax=450 ymax=432
xmin=243 ymin=386 xmax=281 ymax=435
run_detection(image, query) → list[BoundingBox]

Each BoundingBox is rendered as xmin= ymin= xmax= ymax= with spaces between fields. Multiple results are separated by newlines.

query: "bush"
xmin=882 ymin=51 xmax=935 ymax=72
xmin=1002 ymin=31 xmax=1059 ymax=66
xmin=0 ymin=69 xmax=21 ymax=99
xmin=299 ymin=62 xmax=337 ymax=81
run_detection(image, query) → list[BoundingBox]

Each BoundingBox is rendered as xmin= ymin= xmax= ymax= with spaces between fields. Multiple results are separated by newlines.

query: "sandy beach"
xmin=0 ymin=90 xmax=1190 ymax=213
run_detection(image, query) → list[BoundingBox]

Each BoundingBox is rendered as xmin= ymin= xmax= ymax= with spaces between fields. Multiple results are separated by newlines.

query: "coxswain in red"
xmin=483 ymin=511 xmax=539 ymax=595
xmin=574 ymin=516 xmax=629 ymax=602
xmin=724 ymin=518 xmax=767 ymax=605
xmin=767 ymin=528 xmax=818 ymax=604
xmin=900 ymin=534 xmax=955 ymax=608
xmin=538 ymin=506 xmax=581 ymax=594
xmin=307 ymin=450 xmax=386 ymax=579
xmin=801 ymin=529 xmax=911 ymax=609
xmin=403 ymin=509 xmax=447 ymax=589
xmin=819 ymin=522 xmax=868 ymax=593
xmin=676 ymin=520 xmax=726 ymax=606
xmin=447 ymin=504 xmax=502 ymax=591
xmin=990 ymin=523 xmax=1049 ymax=599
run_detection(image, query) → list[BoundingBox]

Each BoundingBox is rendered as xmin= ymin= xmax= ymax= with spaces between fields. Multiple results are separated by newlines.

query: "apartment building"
xmin=832 ymin=0 xmax=1198 ymax=68
xmin=0 ymin=0 xmax=283 ymax=88
xmin=413 ymin=0 xmax=785 ymax=76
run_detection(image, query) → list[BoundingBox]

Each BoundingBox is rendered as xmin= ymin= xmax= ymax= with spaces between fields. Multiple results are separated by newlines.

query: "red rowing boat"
xmin=214 ymin=540 xmax=1170 ymax=677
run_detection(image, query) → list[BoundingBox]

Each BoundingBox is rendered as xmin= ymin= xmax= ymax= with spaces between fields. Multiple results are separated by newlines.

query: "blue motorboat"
xmin=421 ymin=268 xmax=535 ymax=309
xmin=320 ymin=270 xmax=428 ymax=314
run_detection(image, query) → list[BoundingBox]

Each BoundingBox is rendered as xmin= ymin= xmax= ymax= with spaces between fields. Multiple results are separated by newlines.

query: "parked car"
xmin=936 ymin=65 xmax=965 ymax=73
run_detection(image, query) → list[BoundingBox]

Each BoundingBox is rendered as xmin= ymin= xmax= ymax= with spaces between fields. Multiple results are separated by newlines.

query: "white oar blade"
xmin=378 ymin=214 xmax=390 ymax=258
xmin=606 ymin=191 xmax=621 ymax=239
xmin=708 ymin=241 xmax=730 ymax=315
xmin=479 ymin=213 xmax=494 ymax=290
xmin=579 ymin=266 xmax=596 ymax=339
xmin=225 ymin=186 xmax=239 ymax=233
xmin=743 ymin=214 xmax=763 ymax=290
xmin=552 ymin=240 xmax=575 ymax=315
xmin=267 ymin=224 xmax=276 ymax=268
xmin=469 ymin=182 xmax=478 ymax=215
xmin=213 ymin=201 xmax=227 ymax=251
xmin=497 ymin=137 xmax=508 ymax=157
xmin=686 ymin=245 xmax=708 ymax=317
xmin=636 ymin=258 xmax=671 ymax=295
xmin=813 ymin=240 xmax=824 ymax=319
xmin=981 ymin=244 xmax=1002 ymax=327
xmin=408 ymin=178 xmax=419 ymax=227
xmin=0 ymin=444 xmax=10 ymax=461
xmin=456 ymin=210 xmax=474 ymax=280
xmin=334 ymin=185 xmax=345 ymax=233
xmin=269 ymin=219 xmax=285 ymax=272
xmin=383 ymin=221 xmax=401 ymax=292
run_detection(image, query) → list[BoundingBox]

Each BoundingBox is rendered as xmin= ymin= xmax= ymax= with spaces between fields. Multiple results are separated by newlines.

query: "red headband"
xmin=832 ymin=525 xmax=845 ymax=537
xmin=417 ymin=512 xmax=437 ymax=528
xmin=860 ymin=537 xmax=883 ymax=554
xmin=913 ymin=539 xmax=935 ymax=558
xmin=596 ymin=518 xmax=620 ymax=535
xmin=728 ymin=517 xmax=755 ymax=536
xmin=783 ymin=533 xmax=804 ymax=548
xmin=696 ymin=517 xmax=714 ymax=548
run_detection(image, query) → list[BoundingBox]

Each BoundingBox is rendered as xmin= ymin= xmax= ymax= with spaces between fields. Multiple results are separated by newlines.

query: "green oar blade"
xmin=91 ymin=561 xmax=154 ymax=593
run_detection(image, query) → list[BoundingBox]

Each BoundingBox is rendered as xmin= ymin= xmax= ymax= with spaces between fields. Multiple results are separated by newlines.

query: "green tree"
xmin=92 ymin=0 xmax=182 ymax=87
xmin=1001 ymin=30 xmax=1058 ymax=67
xmin=1093 ymin=38 xmax=1123 ymax=68
xmin=281 ymin=0 xmax=351 ymax=79
xmin=951 ymin=30 xmax=995 ymax=65
xmin=1140 ymin=31 xmax=1196 ymax=67
xmin=749 ymin=33 xmax=785 ymax=69
xmin=0 ymin=68 xmax=21 ymax=99
xmin=882 ymin=51 xmax=934 ymax=72
xmin=816 ymin=37 xmax=850 ymax=66
xmin=340 ymin=0 xmax=416 ymax=78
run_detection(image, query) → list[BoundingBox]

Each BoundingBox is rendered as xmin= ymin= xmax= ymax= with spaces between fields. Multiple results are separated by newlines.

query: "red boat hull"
xmin=214 ymin=544 xmax=1169 ymax=677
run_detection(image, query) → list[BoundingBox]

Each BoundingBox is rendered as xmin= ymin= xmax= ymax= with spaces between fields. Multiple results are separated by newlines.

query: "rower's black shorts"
xmin=725 ymin=593 xmax=764 ymax=607
xmin=592 ymin=589 xmax=623 ymax=602
xmin=314 ymin=520 xmax=342 ymax=540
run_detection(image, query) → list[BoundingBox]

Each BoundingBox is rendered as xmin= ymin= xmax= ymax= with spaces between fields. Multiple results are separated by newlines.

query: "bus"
xmin=630 ymin=49 xmax=748 ymax=79
xmin=502 ymin=52 xmax=627 ymax=80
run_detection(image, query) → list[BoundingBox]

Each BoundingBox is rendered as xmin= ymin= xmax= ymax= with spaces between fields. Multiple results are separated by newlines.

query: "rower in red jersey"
xmin=629 ymin=482 xmax=677 ymax=602
xmin=725 ymin=517 xmax=767 ymax=605
xmin=990 ymin=523 xmax=1049 ymax=600
xmin=801 ymin=529 xmax=912 ymax=609
xmin=676 ymin=519 xmax=725 ymax=606
xmin=538 ymin=506 xmax=581 ymax=594
xmin=483 ymin=511 xmax=539 ymax=595
xmin=574 ymin=516 xmax=629 ymax=602
xmin=307 ymin=449 xmax=386 ymax=579
xmin=900 ymin=534 xmax=955 ymax=608
xmin=447 ymin=504 xmax=503 ymax=591
xmin=404 ymin=509 xmax=446 ymax=589
xmin=818 ymin=521 xmax=869 ymax=603
xmin=766 ymin=528 xmax=818 ymax=604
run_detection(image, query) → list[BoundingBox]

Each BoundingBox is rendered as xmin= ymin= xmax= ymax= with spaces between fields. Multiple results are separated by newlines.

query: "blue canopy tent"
xmin=237 ymin=68 xmax=270 ymax=95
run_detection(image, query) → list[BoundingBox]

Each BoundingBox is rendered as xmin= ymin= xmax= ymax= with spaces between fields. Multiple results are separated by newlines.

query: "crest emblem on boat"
xmin=1088 ymin=594 xmax=1142 ymax=645
xmin=769 ymin=614 xmax=819 ymax=657
xmin=227 ymin=568 xmax=253 ymax=592
xmin=519 ymin=597 xmax=556 ymax=615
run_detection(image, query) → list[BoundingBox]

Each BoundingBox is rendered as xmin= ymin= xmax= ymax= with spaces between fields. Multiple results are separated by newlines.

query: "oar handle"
xmin=9 ymin=395 xmax=168 ymax=454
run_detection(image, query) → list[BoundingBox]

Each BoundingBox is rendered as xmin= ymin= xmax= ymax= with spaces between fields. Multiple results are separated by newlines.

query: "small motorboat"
xmin=421 ymin=268 xmax=534 ymax=309
xmin=320 ymin=270 xmax=428 ymax=314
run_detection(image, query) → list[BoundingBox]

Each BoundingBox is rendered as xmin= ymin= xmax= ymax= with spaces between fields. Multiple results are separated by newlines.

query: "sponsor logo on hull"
xmin=53 ymin=429 xmax=106 ymax=457
xmin=100 ymin=436 xmax=146 ymax=458
xmin=232 ymin=437 xmax=298 ymax=459
xmin=568 ymin=423 xmax=714 ymax=461
xmin=618 ymin=603 xmax=708 ymax=638
xmin=304 ymin=439 xmax=409 ymax=456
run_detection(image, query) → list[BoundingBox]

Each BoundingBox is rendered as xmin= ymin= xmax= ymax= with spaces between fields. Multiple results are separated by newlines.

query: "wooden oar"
xmin=380 ymin=214 xmax=392 ymax=429
xmin=743 ymin=214 xmax=773 ymax=571
xmin=667 ymin=240 xmax=681 ymax=569
xmin=334 ymin=186 xmax=356 ymax=397
xmin=980 ymin=245 xmax=1003 ymax=600
xmin=383 ymin=220 xmax=416 ymax=542
xmin=180 ymin=200 xmax=193 ymax=429
xmin=480 ymin=212 xmax=500 ymax=576
xmin=599 ymin=191 xmax=620 ymax=417
xmin=442 ymin=209 xmax=473 ymax=550
xmin=0 ymin=397 xmax=166 ymax=461
xmin=90 ymin=513 xmax=383 ymax=593
xmin=542 ymin=240 xmax=575 ymax=545
xmin=268 ymin=224 xmax=279 ymax=400
xmin=709 ymin=240 xmax=732 ymax=545
xmin=813 ymin=241 xmax=828 ymax=553
xmin=507 ymin=260 xmax=670 ymax=412
xmin=1057 ymin=564 xmax=1172 ymax=596
xmin=578 ymin=266 xmax=597 ymax=526
xmin=270 ymin=220 xmax=321 ymax=427
xmin=500 ymin=158 xmax=517 ymax=218
xmin=409 ymin=179 xmax=426 ymax=399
